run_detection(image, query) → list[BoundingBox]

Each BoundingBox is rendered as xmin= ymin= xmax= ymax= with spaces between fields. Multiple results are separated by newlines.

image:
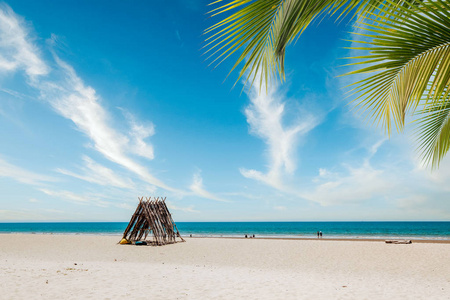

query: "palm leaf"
xmin=204 ymin=0 xmax=411 ymax=88
xmin=346 ymin=0 xmax=450 ymax=166
xmin=417 ymin=96 xmax=450 ymax=168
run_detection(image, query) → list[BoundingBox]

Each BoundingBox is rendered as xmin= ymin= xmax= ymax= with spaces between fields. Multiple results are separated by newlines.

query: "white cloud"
xmin=240 ymin=81 xmax=319 ymax=190
xmin=56 ymin=156 xmax=134 ymax=189
xmin=40 ymin=188 xmax=110 ymax=207
xmin=220 ymin=192 xmax=265 ymax=200
xmin=304 ymin=162 xmax=394 ymax=206
xmin=414 ymin=155 xmax=450 ymax=192
xmin=0 ymin=4 xmax=228 ymax=218
xmin=0 ymin=5 xmax=181 ymax=194
xmin=40 ymin=188 xmax=90 ymax=203
xmin=300 ymin=137 xmax=450 ymax=219
xmin=167 ymin=202 xmax=199 ymax=213
xmin=121 ymin=108 xmax=155 ymax=160
xmin=0 ymin=4 xmax=48 ymax=76
xmin=190 ymin=171 xmax=229 ymax=202
xmin=0 ymin=157 xmax=56 ymax=185
xmin=396 ymin=195 xmax=427 ymax=210
xmin=37 ymin=56 xmax=181 ymax=192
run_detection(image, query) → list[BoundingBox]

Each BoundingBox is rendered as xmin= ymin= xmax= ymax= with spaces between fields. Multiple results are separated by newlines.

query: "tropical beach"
xmin=1 ymin=0 xmax=450 ymax=299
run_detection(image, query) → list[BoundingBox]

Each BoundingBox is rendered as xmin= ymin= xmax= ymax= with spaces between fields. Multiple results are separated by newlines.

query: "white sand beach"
xmin=1 ymin=234 xmax=449 ymax=299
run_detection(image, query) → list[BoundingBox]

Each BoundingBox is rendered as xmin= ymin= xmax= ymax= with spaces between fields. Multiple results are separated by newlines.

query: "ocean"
xmin=0 ymin=222 xmax=449 ymax=240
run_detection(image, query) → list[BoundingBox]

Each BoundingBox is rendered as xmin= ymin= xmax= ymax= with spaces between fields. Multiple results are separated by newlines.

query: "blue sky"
xmin=0 ymin=0 xmax=449 ymax=222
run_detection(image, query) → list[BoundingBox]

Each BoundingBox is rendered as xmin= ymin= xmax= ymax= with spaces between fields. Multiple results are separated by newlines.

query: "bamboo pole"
xmin=122 ymin=198 xmax=143 ymax=239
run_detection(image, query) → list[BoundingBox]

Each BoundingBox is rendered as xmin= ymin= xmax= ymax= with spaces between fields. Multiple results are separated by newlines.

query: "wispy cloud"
xmin=0 ymin=157 xmax=56 ymax=185
xmin=0 ymin=4 xmax=48 ymax=76
xmin=240 ymin=81 xmax=319 ymax=189
xmin=56 ymin=156 xmax=134 ymax=189
xmin=0 ymin=4 xmax=231 ymax=208
xmin=302 ymin=139 xmax=394 ymax=206
xmin=121 ymin=108 xmax=155 ymax=160
xmin=39 ymin=55 xmax=180 ymax=192
xmin=167 ymin=202 xmax=199 ymax=213
xmin=304 ymin=162 xmax=394 ymax=206
xmin=301 ymin=138 xmax=450 ymax=218
xmin=0 ymin=5 xmax=182 ymax=194
xmin=190 ymin=171 xmax=229 ymax=202
xmin=40 ymin=188 xmax=110 ymax=207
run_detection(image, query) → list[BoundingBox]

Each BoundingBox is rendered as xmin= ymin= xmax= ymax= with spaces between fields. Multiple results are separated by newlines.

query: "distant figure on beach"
xmin=252 ymin=234 xmax=255 ymax=238
xmin=317 ymin=231 xmax=320 ymax=238
xmin=245 ymin=234 xmax=248 ymax=238
xmin=319 ymin=231 xmax=323 ymax=238
xmin=190 ymin=234 xmax=192 ymax=237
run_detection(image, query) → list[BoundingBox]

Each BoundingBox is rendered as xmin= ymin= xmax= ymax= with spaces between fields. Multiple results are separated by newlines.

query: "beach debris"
xmin=46 ymin=280 xmax=48 ymax=284
xmin=121 ymin=197 xmax=185 ymax=246
xmin=74 ymin=263 xmax=77 ymax=265
xmin=385 ymin=240 xmax=412 ymax=244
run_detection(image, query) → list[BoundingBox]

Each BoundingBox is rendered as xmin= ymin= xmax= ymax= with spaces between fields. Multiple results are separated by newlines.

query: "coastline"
xmin=1 ymin=233 xmax=449 ymax=299
xmin=2 ymin=231 xmax=450 ymax=243
xmin=2 ymin=221 xmax=449 ymax=243
xmin=191 ymin=236 xmax=450 ymax=244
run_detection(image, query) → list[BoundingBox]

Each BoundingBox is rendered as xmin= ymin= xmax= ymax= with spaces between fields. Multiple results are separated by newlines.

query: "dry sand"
xmin=1 ymin=234 xmax=449 ymax=299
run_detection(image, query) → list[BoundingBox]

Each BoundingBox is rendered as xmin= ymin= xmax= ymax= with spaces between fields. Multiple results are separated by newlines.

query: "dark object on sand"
xmin=135 ymin=241 xmax=147 ymax=246
xmin=385 ymin=240 xmax=412 ymax=244
xmin=121 ymin=197 xmax=185 ymax=246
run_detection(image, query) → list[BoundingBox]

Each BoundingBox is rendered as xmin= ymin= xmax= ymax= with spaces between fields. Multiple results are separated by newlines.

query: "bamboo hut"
xmin=121 ymin=197 xmax=185 ymax=246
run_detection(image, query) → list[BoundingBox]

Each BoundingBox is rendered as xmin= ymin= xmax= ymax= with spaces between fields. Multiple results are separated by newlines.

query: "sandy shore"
xmin=1 ymin=234 xmax=449 ymax=299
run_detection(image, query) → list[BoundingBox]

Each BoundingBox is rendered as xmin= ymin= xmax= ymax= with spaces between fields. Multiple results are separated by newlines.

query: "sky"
xmin=0 ymin=0 xmax=449 ymax=222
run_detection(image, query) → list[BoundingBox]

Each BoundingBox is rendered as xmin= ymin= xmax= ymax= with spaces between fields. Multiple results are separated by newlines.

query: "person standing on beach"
xmin=317 ymin=231 xmax=320 ymax=238
xmin=319 ymin=231 xmax=323 ymax=238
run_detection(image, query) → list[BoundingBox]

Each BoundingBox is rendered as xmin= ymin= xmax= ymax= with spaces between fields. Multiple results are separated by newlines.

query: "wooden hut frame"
xmin=122 ymin=197 xmax=185 ymax=245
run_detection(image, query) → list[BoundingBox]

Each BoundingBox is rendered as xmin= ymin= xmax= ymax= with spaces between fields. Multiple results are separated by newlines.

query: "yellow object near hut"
xmin=119 ymin=238 xmax=131 ymax=244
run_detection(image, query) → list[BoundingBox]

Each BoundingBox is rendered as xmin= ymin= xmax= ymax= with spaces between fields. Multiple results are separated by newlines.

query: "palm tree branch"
xmin=345 ymin=0 xmax=450 ymax=134
xmin=416 ymin=95 xmax=450 ymax=168
xmin=205 ymin=0 xmax=411 ymax=88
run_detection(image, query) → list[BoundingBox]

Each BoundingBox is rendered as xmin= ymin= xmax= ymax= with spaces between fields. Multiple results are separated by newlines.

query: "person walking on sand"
xmin=319 ymin=231 xmax=323 ymax=238
xmin=317 ymin=231 xmax=320 ymax=238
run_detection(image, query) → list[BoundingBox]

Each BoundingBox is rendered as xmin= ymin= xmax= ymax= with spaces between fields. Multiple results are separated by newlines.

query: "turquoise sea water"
xmin=0 ymin=222 xmax=449 ymax=240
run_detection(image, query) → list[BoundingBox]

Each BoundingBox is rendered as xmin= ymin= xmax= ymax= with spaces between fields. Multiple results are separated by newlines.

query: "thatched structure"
xmin=121 ymin=197 xmax=185 ymax=246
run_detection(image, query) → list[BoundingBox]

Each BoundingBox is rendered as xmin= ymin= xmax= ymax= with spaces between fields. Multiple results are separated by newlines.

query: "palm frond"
xmin=416 ymin=95 xmax=450 ymax=168
xmin=205 ymin=0 xmax=410 ymax=88
xmin=345 ymin=0 xmax=450 ymax=133
xmin=346 ymin=0 xmax=450 ymax=166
